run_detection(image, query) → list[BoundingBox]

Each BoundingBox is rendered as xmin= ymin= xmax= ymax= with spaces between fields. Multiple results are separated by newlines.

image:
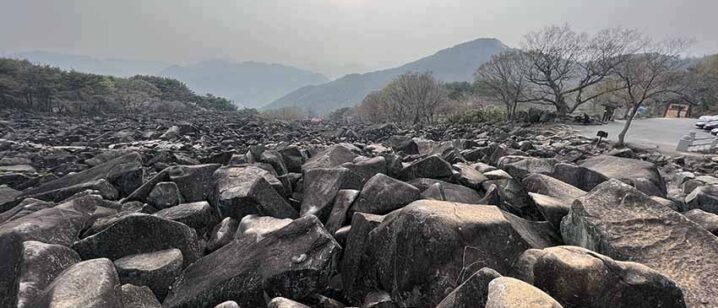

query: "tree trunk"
xmin=617 ymin=103 xmax=640 ymax=147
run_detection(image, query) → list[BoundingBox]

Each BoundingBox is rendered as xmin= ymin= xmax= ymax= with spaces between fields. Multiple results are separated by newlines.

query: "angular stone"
xmin=436 ymin=267 xmax=502 ymax=308
xmin=16 ymin=241 xmax=81 ymax=308
xmin=419 ymin=181 xmax=483 ymax=204
xmin=0 ymin=185 xmax=21 ymax=213
xmin=685 ymin=185 xmax=718 ymax=215
xmin=33 ymin=258 xmax=123 ymax=308
xmin=302 ymin=143 xmax=359 ymax=171
xmin=123 ymin=168 xmax=171 ymax=203
xmin=485 ymin=277 xmax=562 ymax=308
xmin=484 ymin=178 xmax=542 ymax=220
xmin=362 ymin=291 xmax=396 ymax=308
xmin=20 ymin=152 xmax=143 ymax=201
xmin=72 ymin=214 xmax=202 ymax=266
xmin=163 ymin=216 xmax=341 ymax=308
xmin=580 ymin=155 xmax=666 ymax=197
xmin=206 ymin=217 xmax=239 ymax=252
xmin=0 ymin=233 xmax=23 ymax=308
xmin=154 ymin=201 xmax=218 ymax=234
xmin=235 ymin=214 xmax=293 ymax=242
xmin=268 ymin=297 xmax=311 ymax=308
xmin=550 ymin=163 xmax=608 ymax=191
xmin=300 ymin=167 xmax=362 ymax=221
xmin=513 ymin=246 xmax=686 ymax=308
xmin=561 ymin=179 xmax=718 ymax=307
xmin=352 ymin=174 xmax=419 ymax=215
xmin=213 ymin=301 xmax=240 ymax=308
xmin=527 ymin=193 xmax=571 ymax=229
xmin=325 ymin=189 xmax=359 ymax=234
xmin=453 ymin=162 xmax=488 ymax=190
xmin=497 ymin=156 xmax=557 ymax=181
xmin=0 ymin=195 xmax=98 ymax=246
xmin=342 ymin=212 xmax=385 ymax=304
xmin=212 ymin=165 xmax=298 ymax=220
xmin=684 ymin=209 xmax=718 ymax=235
xmin=522 ymin=174 xmax=586 ymax=202
xmin=259 ymin=150 xmax=289 ymax=176
xmin=399 ymin=155 xmax=453 ymax=181
xmin=342 ymin=156 xmax=387 ymax=182
xmin=278 ymin=146 xmax=306 ymax=173
xmin=114 ymin=249 xmax=183 ymax=300
xmin=0 ymin=198 xmax=54 ymax=225
xmin=168 ymin=164 xmax=221 ymax=202
xmin=120 ymin=284 xmax=162 ymax=308
xmin=147 ymin=182 xmax=183 ymax=209
xmin=359 ymin=200 xmax=536 ymax=307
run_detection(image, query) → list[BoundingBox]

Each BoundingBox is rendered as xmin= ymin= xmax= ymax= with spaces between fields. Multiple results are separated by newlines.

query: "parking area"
xmin=571 ymin=118 xmax=715 ymax=154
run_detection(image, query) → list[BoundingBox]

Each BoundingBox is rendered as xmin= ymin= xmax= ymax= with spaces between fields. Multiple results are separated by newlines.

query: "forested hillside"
xmin=0 ymin=58 xmax=236 ymax=114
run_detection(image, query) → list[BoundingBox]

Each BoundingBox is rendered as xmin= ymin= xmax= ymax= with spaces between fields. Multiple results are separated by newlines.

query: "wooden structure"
xmin=664 ymin=102 xmax=691 ymax=118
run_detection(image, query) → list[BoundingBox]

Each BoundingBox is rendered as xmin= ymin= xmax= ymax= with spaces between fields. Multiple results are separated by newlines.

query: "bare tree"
xmin=382 ymin=72 xmax=447 ymax=125
xmin=521 ymin=25 xmax=640 ymax=115
xmin=356 ymin=90 xmax=387 ymax=123
xmin=475 ymin=50 xmax=533 ymax=121
xmin=612 ymin=38 xmax=690 ymax=147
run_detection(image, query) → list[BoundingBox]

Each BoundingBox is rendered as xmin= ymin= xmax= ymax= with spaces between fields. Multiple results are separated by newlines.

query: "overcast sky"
xmin=1 ymin=0 xmax=716 ymax=78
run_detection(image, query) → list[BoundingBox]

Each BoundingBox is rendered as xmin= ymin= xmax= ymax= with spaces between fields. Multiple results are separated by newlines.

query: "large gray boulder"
xmin=168 ymin=164 xmax=221 ymax=202
xmin=352 ymin=173 xmax=420 ymax=215
xmin=485 ymin=277 xmax=562 ymax=308
xmin=579 ymin=155 xmax=666 ymax=197
xmin=399 ymin=155 xmax=454 ymax=181
xmin=72 ymin=214 xmax=202 ymax=266
xmin=153 ymin=201 xmax=218 ymax=234
xmin=120 ymin=284 xmax=162 ymax=308
xmin=206 ymin=217 xmax=239 ymax=252
xmin=146 ymin=182 xmax=183 ymax=209
xmin=355 ymin=200 xmax=546 ymax=307
xmin=341 ymin=156 xmax=387 ymax=182
xmin=684 ymin=209 xmax=718 ymax=235
xmin=513 ymin=246 xmax=685 ymax=308
xmin=32 ymin=258 xmax=123 ymax=308
xmin=211 ymin=165 xmax=298 ymax=220
xmin=418 ymin=180 xmax=483 ymax=204
xmin=435 ymin=267 xmax=502 ymax=308
xmin=114 ymin=248 xmax=183 ymax=300
xmin=497 ymin=156 xmax=558 ymax=181
xmin=300 ymin=167 xmax=362 ymax=221
xmin=523 ymin=174 xmax=586 ymax=228
xmin=0 ymin=195 xmax=99 ymax=246
xmin=163 ymin=216 xmax=341 ymax=308
xmin=341 ymin=212 xmax=386 ymax=304
xmin=685 ymin=185 xmax=718 ymax=215
xmin=302 ymin=143 xmax=359 ymax=171
xmin=235 ymin=214 xmax=293 ymax=242
xmin=561 ymin=179 xmax=718 ymax=307
xmin=20 ymin=152 xmax=143 ymax=201
xmin=16 ymin=241 xmax=81 ymax=308
xmin=550 ymin=163 xmax=608 ymax=191
xmin=325 ymin=189 xmax=359 ymax=234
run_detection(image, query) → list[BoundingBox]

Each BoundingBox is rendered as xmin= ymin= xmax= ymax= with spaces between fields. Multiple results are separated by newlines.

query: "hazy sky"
xmin=1 ymin=0 xmax=717 ymax=78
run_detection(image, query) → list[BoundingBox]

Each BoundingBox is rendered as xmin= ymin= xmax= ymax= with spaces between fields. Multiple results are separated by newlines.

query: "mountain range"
xmin=263 ymin=38 xmax=508 ymax=113
xmin=160 ymin=60 xmax=329 ymax=108
xmin=9 ymin=37 xmax=508 ymax=112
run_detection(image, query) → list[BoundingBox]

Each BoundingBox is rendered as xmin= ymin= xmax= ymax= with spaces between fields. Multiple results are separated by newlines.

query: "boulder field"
xmin=1 ymin=111 xmax=717 ymax=307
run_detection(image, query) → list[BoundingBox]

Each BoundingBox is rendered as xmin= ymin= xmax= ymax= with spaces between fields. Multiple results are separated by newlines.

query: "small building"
xmin=664 ymin=102 xmax=691 ymax=118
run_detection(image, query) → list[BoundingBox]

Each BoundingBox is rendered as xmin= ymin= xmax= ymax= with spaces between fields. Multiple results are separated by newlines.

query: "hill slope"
xmin=160 ymin=60 xmax=329 ymax=108
xmin=264 ymin=38 xmax=508 ymax=114
xmin=10 ymin=51 xmax=169 ymax=77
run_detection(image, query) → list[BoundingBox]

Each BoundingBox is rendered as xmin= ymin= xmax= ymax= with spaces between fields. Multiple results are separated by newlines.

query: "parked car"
xmin=703 ymin=118 xmax=718 ymax=130
xmin=696 ymin=115 xmax=718 ymax=128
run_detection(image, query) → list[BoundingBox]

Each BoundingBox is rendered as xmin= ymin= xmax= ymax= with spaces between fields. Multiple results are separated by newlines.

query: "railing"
xmin=676 ymin=132 xmax=718 ymax=152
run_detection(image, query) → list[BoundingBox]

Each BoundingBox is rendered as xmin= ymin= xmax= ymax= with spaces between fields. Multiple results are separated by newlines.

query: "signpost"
xmin=596 ymin=130 xmax=608 ymax=147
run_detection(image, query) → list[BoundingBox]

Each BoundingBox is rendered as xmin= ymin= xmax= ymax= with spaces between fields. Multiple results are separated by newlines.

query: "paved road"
xmin=571 ymin=118 xmax=714 ymax=154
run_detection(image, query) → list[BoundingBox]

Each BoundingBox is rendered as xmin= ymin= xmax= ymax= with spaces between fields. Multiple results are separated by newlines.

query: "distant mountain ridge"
xmin=10 ymin=51 xmax=169 ymax=77
xmin=263 ymin=38 xmax=509 ymax=114
xmin=160 ymin=60 xmax=329 ymax=108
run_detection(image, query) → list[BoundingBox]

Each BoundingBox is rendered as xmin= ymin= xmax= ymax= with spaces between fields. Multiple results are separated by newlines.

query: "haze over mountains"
xmin=160 ymin=60 xmax=329 ymax=108
xmin=264 ymin=38 xmax=508 ymax=113
xmin=9 ymin=37 xmax=508 ymax=112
